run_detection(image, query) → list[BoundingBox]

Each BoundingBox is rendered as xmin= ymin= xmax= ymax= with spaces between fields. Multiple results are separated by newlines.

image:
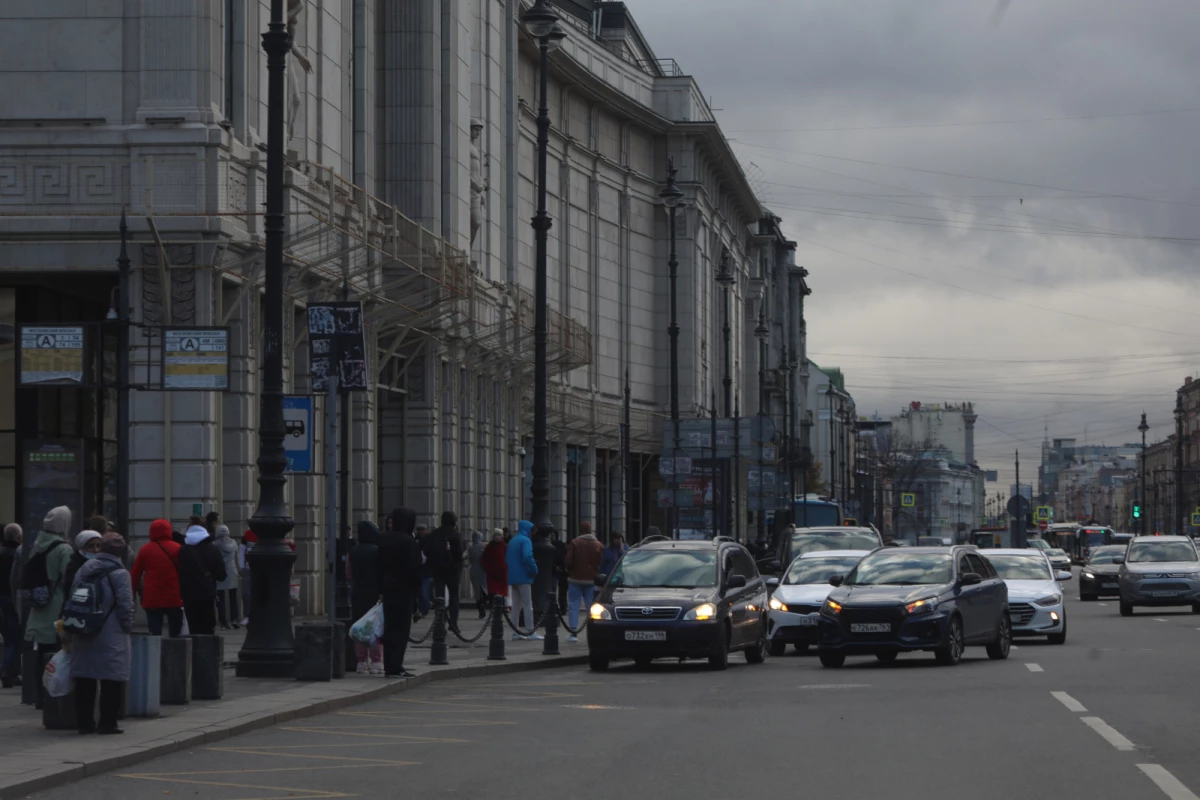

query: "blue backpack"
xmin=60 ymin=565 xmax=118 ymax=636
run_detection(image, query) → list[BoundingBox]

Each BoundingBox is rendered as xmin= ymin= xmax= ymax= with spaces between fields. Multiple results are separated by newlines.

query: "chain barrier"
xmin=501 ymin=603 xmax=552 ymax=638
xmin=557 ymin=612 xmax=587 ymax=636
xmin=407 ymin=620 xmax=435 ymax=645
xmin=448 ymin=608 xmax=496 ymax=644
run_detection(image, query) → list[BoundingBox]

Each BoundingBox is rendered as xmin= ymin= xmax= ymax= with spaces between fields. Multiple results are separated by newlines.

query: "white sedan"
xmin=982 ymin=549 xmax=1071 ymax=645
xmin=765 ymin=550 xmax=867 ymax=656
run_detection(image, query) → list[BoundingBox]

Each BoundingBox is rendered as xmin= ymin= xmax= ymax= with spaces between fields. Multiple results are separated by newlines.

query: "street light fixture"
xmin=661 ymin=158 xmax=683 ymax=539
xmin=1138 ymin=411 xmax=1149 ymax=536
xmin=754 ymin=308 xmax=769 ymax=552
xmin=1176 ymin=393 xmax=1185 ymax=536
xmin=716 ymin=248 xmax=734 ymax=418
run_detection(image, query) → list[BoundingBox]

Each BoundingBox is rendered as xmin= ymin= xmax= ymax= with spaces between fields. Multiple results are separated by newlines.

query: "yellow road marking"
xmin=203 ymin=748 xmax=421 ymax=766
xmin=388 ymin=698 xmax=543 ymax=712
xmin=277 ymin=726 xmax=471 ymax=742
xmin=117 ymin=774 xmax=354 ymax=799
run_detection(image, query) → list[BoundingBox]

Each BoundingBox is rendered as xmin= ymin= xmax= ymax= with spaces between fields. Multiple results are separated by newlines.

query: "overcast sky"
xmin=631 ymin=0 xmax=1200 ymax=490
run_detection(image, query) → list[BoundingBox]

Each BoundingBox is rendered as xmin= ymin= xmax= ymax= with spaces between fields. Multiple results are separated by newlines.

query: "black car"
xmin=1078 ymin=545 xmax=1126 ymax=600
xmin=818 ymin=546 xmax=1011 ymax=667
xmin=587 ymin=538 xmax=769 ymax=671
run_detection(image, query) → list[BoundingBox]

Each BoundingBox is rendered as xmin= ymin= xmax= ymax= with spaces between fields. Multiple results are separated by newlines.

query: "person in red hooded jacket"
xmin=129 ymin=519 xmax=184 ymax=636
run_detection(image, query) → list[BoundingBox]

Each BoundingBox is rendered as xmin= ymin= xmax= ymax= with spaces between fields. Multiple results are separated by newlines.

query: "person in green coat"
xmin=23 ymin=506 xmax=74 ymax=649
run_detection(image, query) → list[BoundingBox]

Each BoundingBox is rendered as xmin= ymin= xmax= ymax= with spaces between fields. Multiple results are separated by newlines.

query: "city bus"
xmin=1046 ymin=523 xmax=1114 ymax=563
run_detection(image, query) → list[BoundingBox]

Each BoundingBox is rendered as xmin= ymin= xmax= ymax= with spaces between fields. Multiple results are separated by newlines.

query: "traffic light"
xmin=1132 ymin=503 xmax=1142 ymax=520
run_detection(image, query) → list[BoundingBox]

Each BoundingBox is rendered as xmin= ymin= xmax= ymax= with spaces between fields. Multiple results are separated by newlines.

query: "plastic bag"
xmin=350 ymin=602 xmax=384 ymax=645
xmin=289 ymin=580 xmax=301 ymax=607
xmin=43 ymin=650 xmax=73 ymax=698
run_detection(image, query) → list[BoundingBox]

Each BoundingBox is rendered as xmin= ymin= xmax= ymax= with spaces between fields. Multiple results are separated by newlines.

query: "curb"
xmin=0 ymin=655 xmax=588 ymax=800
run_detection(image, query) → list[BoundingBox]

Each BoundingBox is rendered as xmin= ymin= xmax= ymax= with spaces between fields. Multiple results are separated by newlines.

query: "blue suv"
xmin=818 ymin=546 xmax=1011 ymax=667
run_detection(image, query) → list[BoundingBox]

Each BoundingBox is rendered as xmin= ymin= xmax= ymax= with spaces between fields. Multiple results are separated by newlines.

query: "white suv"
xmin=981 ymin=549 xmax=1070 ymax=645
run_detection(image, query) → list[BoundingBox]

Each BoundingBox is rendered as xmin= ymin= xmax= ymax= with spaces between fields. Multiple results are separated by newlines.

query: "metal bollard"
xmin=429 ymin=597 xmax=449 ymax=666
xmin=487 ymin=595 xmax=506 ymax=661
xmin=542 ymin=592 xmax=561 ymax=656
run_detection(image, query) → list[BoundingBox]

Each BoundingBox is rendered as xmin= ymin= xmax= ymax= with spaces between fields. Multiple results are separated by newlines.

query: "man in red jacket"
xmin=129 ymin=519 xmax=184 ymax=636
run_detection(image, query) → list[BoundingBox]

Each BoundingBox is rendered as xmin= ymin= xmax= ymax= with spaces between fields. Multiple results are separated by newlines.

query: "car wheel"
xmin=745 ymin=621 xmax=768 ymax=664
xmin=794 ymin=643 xmax=810 ymax=654
xmin=1079 ymin=593 xmax=1095 ymax=602
xmin=768 ymin=639 xmax=787 ymax=657
xmin=588 ymin=653 xmax=609 ymax=672
xmin=818 ymin=650 xmax=845 ymax=668
xmin=986 ymin=615 xmax=1012 ymax=660
xmin=1048 ymin=618 xmax=1066 ymax=645
xmin=1192 ymin=603 xmax=1200 ymax=614
xmin=1120 ymin=600 xmax=1134 ymax=617
xmin=875 ymin=651 xmax=898 ymax=664
xmin=708 ymin=626 xmax=730 ymax=671
xmin=634 ymin=656 xmax=654 ymax=669
xmin=935 ymin=616 xmax=964 ymax=666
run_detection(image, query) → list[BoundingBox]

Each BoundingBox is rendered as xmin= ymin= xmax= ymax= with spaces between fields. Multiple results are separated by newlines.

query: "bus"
xmin=1046 ymin=523 xmax=1114 ymax=563
xmin=791 ymin=495 xmax=843 ymax=528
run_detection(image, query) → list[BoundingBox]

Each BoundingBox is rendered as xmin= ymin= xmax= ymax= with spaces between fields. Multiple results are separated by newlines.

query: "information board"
xmin=162 ymin=327 xmax=230 ymax=390
xmin=308 ymin=302 xmax=368 ymax=392
xmin=19 ymin=326 xmax=85 ymax=386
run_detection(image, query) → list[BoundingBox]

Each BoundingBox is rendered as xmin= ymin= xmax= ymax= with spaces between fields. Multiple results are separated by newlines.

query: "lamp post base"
xmin=235 ymin=541 xmax=297 ymax=678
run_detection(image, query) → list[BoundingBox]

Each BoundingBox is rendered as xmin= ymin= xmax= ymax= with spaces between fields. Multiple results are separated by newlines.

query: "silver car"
xmin=1117 ymin=536 xmax=1200 ymax=616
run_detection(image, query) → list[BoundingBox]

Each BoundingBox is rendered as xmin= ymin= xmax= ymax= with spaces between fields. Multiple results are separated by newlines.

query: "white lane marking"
xmin=1026 ymin=663 xmax=1044 ymax=673
xmin=1082 ymin=716 xmax=1136 ymax=751
xmin=1011 ymin=645 xmax=1019 ymax=650
xmin=1097 ymin=603 xmax=1108 ymax=607
xmin=1139 ymin=764 xmax=1200 ymax=800
xmin=1155 ymin=618 xmax=1169 ymax=622
xmin=1051 ymin=691 xmax=1087 ymax=712
xmin=797 ymin=684 xmax=872 ymax=690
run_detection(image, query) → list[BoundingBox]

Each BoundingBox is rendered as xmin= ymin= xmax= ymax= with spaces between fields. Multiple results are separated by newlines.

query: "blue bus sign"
xmin=283 ymin=396 xmax=312 ymax=473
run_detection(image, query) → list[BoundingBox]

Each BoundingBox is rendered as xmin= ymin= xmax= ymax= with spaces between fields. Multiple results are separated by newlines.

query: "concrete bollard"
xmin=331 ymin=622 xmax=345 ymax=679
xmin=294 ymin=623 xmax=334 ymax=681
xmin=128 ymin=634 xmax=162 ymax=717
xmin=190 ymin=635 xmax=224 ymax=700
xmin=160 ymin=636 xmax=192 ymax=705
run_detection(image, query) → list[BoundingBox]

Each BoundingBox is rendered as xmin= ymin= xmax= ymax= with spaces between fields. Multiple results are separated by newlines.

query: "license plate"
xmin=624 ymin=630 xmax=666 ymax=641
xmin=1152 ymin=591 xmax=1181 ymax=598
xmin=850 ymin=623 xmax=890 ymax=633
xmin=795 ymin=616 xmax=819 ymax=627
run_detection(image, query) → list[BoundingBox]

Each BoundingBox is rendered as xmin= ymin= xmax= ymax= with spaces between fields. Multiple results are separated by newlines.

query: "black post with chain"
xmin=487 ymin=595 xmax=507 ymax=661
xmin=429 ymin=597 xmax=449 ymax=666
xmin=542 ymin=592 xmax=561 ymax=655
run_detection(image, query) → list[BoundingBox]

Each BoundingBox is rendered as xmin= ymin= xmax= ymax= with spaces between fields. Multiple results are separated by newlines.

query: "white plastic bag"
xmin=42 ymin=650 xmax=73 ymax=698
xmin=350 ymin=602 xmax=384 ymax=645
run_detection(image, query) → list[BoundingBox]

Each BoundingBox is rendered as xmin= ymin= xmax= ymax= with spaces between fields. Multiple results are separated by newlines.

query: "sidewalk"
xmin=0 ymin=615 xmax=588 ymax=800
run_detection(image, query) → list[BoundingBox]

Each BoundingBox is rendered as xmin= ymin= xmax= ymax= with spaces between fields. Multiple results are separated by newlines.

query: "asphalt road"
xmin=33 ymin=570 xmax=1200 ymax=800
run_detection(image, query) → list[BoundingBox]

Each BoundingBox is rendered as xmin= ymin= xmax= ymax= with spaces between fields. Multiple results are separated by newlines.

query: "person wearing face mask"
xmin=64 ymin=531 xmax=103 ymax=594
xmin=69 ymin=532 xmax=134 ymax=735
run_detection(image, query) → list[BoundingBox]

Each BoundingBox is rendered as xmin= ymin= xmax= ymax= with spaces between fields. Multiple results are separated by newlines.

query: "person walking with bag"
xmin=178 ymin=518 xmax=226 ymax=635
xmin=347 ymin=520 xmax=382 ymax=674
xmin=129 ymin=519 xmax=184 ymax=636
xmin=377 ymin=508 xmax=423 ymax=678
xmin=23 ymin=506 xmax=74 ymax=706
xmin=506 ymin=520 xmax=539 ymax=640
xmin=66 ymin=532 xmax=133 ymax=735
xmin=564 ymin=522 xmax=603 ymax=642
xmin=424 ymin=511 xmax=465 ymax=629
xmin=213 ymin=526 xmax=240 ymax=630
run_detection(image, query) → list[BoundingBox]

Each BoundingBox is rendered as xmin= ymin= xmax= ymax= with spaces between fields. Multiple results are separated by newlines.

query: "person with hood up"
xmin=347 ymin=520 xmax=382 ymax=673
xmin=69 ymin=532 xmax=134 ymax=735
xmin=467 ymin=531 xmax=488 ymax=618
xmin=177 ymin=517 xmax=227 ymax=635
xmin=564 ymin=522 xmax=604 ymax=640
xmin=64 ymin=530 xmax=103 ymax=593
xmin=599 ymin=532 xmax=628 ymax=578
xmin=0 ymin=523 xmax=22 ymax=688
xmin=377 ymin=508 xmax=423 ymax=678
xmin=130 ymin=519 xmax=184 ymax=636
xmin=481 ymin=529 xmax=508 ymax=603
xmin=213 ymin=525 xmax=240 ymax=630
xmin=23 ymin=507 xmax=74 ymax=681
xmin=424 ymin=511 xmax=465 ymax=628
xmin=506 ymin=520 xmax=540 ymax=640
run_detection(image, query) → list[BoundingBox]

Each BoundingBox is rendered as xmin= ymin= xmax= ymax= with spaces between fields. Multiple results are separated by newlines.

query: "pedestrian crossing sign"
xmin=1191 ymin=512 xmax=1200 ymax=528
xmin=900 ymin=493 xmax=916 ymax=508
xmin=1036 ymin=506 xmax=1051 ymax=521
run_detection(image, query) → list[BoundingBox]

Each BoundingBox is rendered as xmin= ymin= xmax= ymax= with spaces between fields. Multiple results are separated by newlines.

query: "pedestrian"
xmin=347 ymin=520 xmax=382 ymax=674
xmin=481 ymin=529 xmax=508 ymax=603
xmin=424 ymin=511 xmax=465 ymax=628
xmin=22 ymin=506 xmax=74 ymax=706
xmin=213 ymin=526 xmax=240 ymax=630
xmin=502 ymin=526 xmax=511 ymax=543
xmin=177 ymin=517 xmax=226 ymax=635
xmin=0 ymin=523 xmax=22 ymax=688
xmin=467 ymin=531 xmax=487 ymax=618
xmin=237 ymin=530 xmax=256 ymax=626
xmin=599 ymin=532 xmax=628 ymax=578
xmin=377 ymin=508 xmax=423 ymax=678
xmin=506 ymin=520 xmax=540 ymax=640
xmin=69 ymin=532 xmax=134 ymax=735
xmin=64 ymin=530 xmax=103 ymax=592
xmin=129 ymin=519 xmax=185 ymax=637
xmin=565 ymin=522 xmax=604 ymax=641
xmin=414 ymin=524 xmax=432 ymax=619
xmin=551 ymin=529 xmax=568 ymax=611
xmin=205 ymin=510 xmax=220 ymax=535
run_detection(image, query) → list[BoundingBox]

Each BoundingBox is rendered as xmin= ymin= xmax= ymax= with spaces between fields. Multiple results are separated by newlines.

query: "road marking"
xmin=1051 ymin=691 xmax=1087 ymax=712
xmin=1139 ymin=764 xmax=1200 ymax=800
xmin=1026 ymin=663 xmax=1044 ymax=672
xmin=797 ymin=683 xmax=872 ymax=689
xmin=1082 ymin=717 xmax=1136 ymax=751
xmin=1011 ymin=645 xmax=1019 ymax=650
xmin=1097 ymin=603 xmax=1108 ymax=607
xmin=1155 ymin=618 xmax=1169 ymax=622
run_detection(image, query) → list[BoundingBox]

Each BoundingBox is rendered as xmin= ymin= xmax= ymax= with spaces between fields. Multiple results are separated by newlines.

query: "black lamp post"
xmin=1176 ymin=394 xmax=1186 ymax=535
xmin=754 ymin=308 xmax=769 ymax=551
xmin=237 ymin=0 xmax=297 ymax=677
xmin=661 ymin=158 xmax=684 ymax=538
xmin=778 ymin=348 xmax=791 ymax=530
xmin=1139 ymin=411 xmax=1149 ymax=536
xmin=716 ymin=248 xmax=734 ymax=417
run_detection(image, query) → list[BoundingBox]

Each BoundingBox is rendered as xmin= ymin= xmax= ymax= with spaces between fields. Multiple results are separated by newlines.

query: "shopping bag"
xmin=289 ymin=580 xmax=301 ymax=607
xmin=42 ymin=650 xmax=73 ymax=698
xmin=350 ymin=602 xmax=384 ymax=645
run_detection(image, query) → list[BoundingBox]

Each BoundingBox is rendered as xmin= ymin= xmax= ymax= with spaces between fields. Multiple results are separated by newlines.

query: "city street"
xmin=32 ymin=573 xmax=1200 ymax=800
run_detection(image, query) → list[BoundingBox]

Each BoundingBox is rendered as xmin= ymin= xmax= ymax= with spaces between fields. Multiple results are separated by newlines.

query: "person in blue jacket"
xmin=599 ymin=532 xmax=628 ymax=578
xmin=505 ymin=520 xmax=540 ymax=640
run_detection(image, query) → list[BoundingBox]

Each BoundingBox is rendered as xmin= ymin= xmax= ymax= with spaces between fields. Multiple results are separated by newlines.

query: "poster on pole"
xmin=162 ymin=327 xmax=230 ymax=390
xmin=18 ymin=326 xmax=85 ymax=386
xmin=308 ymin=302 xmax=368 ymax=392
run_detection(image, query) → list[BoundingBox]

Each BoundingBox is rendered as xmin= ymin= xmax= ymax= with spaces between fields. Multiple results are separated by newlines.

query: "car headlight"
xmin=769 ymin=596 xmax=788 ymax=612
xmin=684 ymin=603 xmax=717 ymax=621
xmin=589 ymin=603 xmax=611 ymax=621
xmin=821 ymin=598 xmax=842 ymax=616
xmin=1082 ymin=572 xmax=1095 ymax=580
xmin=904 ymin=597 xmax=939 ymax=615
xmin=1034 ymin=594 xmax=1062 ymax=607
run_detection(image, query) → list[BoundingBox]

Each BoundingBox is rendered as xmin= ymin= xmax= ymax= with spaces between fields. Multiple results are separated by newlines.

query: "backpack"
xmin=60 ymin=565 xmax=118 ymax=636
xmin=21 ymin=541 xmax=71 ymax=608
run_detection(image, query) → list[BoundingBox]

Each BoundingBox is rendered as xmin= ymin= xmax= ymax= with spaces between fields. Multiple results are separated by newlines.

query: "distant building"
xmin=891 ymin=402 xmax=978 ymax=465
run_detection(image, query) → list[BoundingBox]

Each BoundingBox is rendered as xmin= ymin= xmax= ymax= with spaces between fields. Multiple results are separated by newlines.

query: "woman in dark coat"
xmin=376 ymin=508 xmax=423 ymax=679
xmin=70 ymin=533 xmax=134 ymax=735
xmin=347 ymin=520 xmax=381 ymax=673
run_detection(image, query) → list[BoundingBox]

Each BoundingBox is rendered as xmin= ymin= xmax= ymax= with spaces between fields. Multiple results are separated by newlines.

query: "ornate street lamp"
xmin=661 ymin=158 xmax=683 ymax=538
xmin=754 ymin=308 xmax=769 ymax=551
xmin=716 ymin=248 xmax=734 ymax=417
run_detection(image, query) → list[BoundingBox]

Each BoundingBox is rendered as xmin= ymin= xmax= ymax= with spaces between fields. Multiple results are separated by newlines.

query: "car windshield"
xmin=1028 ymin=539 xmax=1051 ymax=551
xmin=1048 ymin=549 xmax=1067 ymax=558
xmin=793 ymin=532 xmax=880 ymax=556
xmin=1087 ymin=548 xmax=1126 ymax=565
xmin=987 ymin=555 xmax=1053 ymax=581
xmin=845 ymin=552 xmax=953 ymax=586
xmin=784 ymin=556 xmax=863 ymax=585
xmin=609 ymin=549 xmax=718 ymax=588
xmin=1127 ymin=541 xmax=1198 ymax=563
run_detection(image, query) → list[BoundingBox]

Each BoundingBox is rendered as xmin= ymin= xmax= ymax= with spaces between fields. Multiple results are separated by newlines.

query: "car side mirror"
xmin=960 ymin=572 xmax=983 ymax=586
xmin=765 ymin=577 xmax=780 ymax=589
xmin=829 ymin=574 xmax=844 ymax=587
xmin=594 ymin=573 xmax=607 ymax=587
xmin=1056 ymin=571 xmax=1072 ymax=582
xmin=725 ymin=574 xmax=747 ymax=590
